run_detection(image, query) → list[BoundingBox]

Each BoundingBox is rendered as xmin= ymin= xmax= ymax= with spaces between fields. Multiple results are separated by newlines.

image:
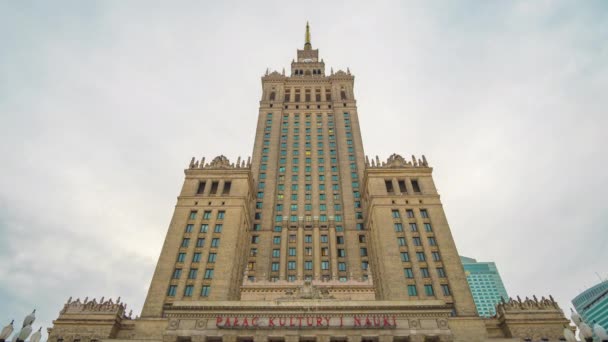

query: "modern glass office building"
xmin=572 ymin=280 xmax=608 ymax=329
xmin=461 ymin=256 xmax=509 ymax=317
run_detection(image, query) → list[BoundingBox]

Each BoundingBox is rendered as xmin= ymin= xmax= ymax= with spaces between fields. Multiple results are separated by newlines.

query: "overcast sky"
xmin=1 ymin=0 xmax=607 ymax=335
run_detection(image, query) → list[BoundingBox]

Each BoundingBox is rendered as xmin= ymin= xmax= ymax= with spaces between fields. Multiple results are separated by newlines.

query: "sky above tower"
xmin=1 ymin=0 xmax=607 ymax=333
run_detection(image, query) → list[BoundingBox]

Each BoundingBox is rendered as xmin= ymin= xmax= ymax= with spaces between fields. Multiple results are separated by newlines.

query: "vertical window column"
xmin=279 ymin=221 xmax=288 ymax=280
xmin=313 ymin=225 xmax=321 ymax=279
xmin=297 ymin=225 xmax=304 ymax=280
xmin=329 ymin=224 xmax=339 ymax=280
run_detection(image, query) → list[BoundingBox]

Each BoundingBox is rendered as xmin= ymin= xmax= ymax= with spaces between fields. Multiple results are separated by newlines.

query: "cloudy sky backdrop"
xmin=1 ymin=0 xmax=607 ymax=334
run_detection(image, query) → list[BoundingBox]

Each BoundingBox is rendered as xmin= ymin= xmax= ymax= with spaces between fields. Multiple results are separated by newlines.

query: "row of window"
xmin=391 ymin=208 xmax=429 ymax=219
xmin=406 ymin=283 xmax=451 ymax=297
xmin=403 ymin=266 xmax=447 ymax=279
xmin=397 ymin=250 xmax=442 ymax=263
xmin=396 ymin=236 xmax=438 ymax=246
xmin=173 ymin=266 xmax=215 ymax=279
xmin=184 ymin=223 xmax=224 ymax=233
xmin=394 ymin=222 xmax=433 ymax=232
xmin=176 ymin=248 xmax=221 ymax=263
xmin=188 ymin=210 xmax=225 ymax=220
xmin=196 ymin=181 xmax=231 ymax=196
xmin=167 ymin=284 xmax=210 ymax=297
xmin=385 ymin=179 xmax=421 ymax=194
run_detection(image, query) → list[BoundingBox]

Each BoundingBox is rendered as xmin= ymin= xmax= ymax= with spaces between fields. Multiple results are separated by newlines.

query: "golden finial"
xmin=304 ymin=21 xmax=311 ymax=50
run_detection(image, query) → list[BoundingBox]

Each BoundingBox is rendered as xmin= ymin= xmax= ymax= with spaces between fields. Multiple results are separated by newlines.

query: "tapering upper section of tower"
xmin=293 ymin=22 xmax=324 ymax=76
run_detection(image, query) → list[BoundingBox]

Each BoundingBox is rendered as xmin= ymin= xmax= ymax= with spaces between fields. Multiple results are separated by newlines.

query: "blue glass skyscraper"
xmin=461 ymin=256 xmax=509 ymax=317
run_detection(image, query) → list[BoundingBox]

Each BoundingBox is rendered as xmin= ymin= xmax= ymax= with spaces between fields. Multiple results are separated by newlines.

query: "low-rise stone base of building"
xmin=48 ymin=296 xmax=571 ymax=342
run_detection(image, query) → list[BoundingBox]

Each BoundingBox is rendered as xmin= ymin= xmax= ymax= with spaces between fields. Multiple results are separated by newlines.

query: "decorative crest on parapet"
xmin=365 ymin=153 xmax=429 ymax=168
xmin=262 ymin=69 xmax=286 ymax=80
xmin=60 ymin=297 xmax=133 ymax=319
xmin=188 ymin=155 xmax=251 ymax=170
xmin=496 ymin=295 xmax=561 ymax=313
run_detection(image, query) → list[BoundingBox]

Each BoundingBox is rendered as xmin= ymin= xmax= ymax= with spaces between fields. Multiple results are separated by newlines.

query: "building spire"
xmin=304 ymin=21 xmax=312 ymax=50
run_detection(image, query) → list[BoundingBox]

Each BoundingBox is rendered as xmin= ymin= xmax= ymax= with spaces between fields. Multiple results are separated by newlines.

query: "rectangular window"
xmin=177 ymin=253 xmax=186 ymax=262
xmin=273 ymin=236 xmax=281 ymax=244
xmin=432 ymin=252 xmax=441 ymax=261
xmin=250 ymin=248 xmax=257 ymax=256
xmin=289 ymin=247 xmax=296 ymax=256
xmin=394 ymin=223 xmax=403 ymax=232
xmin=401 ymin=252 xmax=410 ymax=262
xmin=305 ymin=261 xmax=313 ymax=270
xmin=172 ymin=268 xmax=182 ymax=279
xmin=216 ymin=211 xmax=225 ymax=220
xmin=251 ymin=235 xmax=259 ymax=244
xmin=201 ymin=285 xmax=211 ymax=297
xmin=321 ymin=261 xmax=329 ymax=270
xmin=397 ymin=237 xmax=406 ymax=246
xmin=207 ymin=253 xmax=216 ymax=263
xmin=358 ymin=235 xmax=366 ymax=243
xmin=385 ymin=180 xmax=394 ymax=193
xmin=441 ymin=284 xmax=451 ymax=296
xmin=410 ymin=223 xmax=418 ymax=232
xmin=271 ymin=262 xmax=280 ymax=271
xmin=214 ymin=224 xmax=223 ymax=233
xmin=417 ymin=252 xmax=426 ymax=261
xmin=181 ymin=238 xmax=190 ymax=247
xmin=398 ymin=180 xmax=407 ymax=193
xmin=184 ymin=285 xmax=194 ymax=297
xmin=203 ymin=211 xmax=212 ymax=219
xmin=204 ymin=269 xmax=214 ymax=279
xmin=404 ymin=268 xmax=414 ymax=278
xmin=421 ymin=268 xmax=430 ymax=278
xmin=192 ymin=253 xmax=201 ymax=262
xmin=406 ymin=209 xmax=415 ymax=218
xmin=196 ymin=238 xmax=205 ymax=247
xmin=305 ymin=235 xmax=312 ymax=243
xmin=413 ymin=237 xmax=422 ymax=246
xmin=185 ymin=224 xmax=193 ymax=233
xmin=320 ymin=235 xmax=328 ymax=243
xmin=197 ymin=181 xmax=206 ymax=194
xmin=222 ymin=181 xmax=231 ymax=195
xmin=338 ymin=249 xmax=346 ymax=257
xmin=411 ymin=180 xmax=421 ymax=193
xmin=288 ymin=261 xmax=296 ymax=270
xmin=360 ymin=248 xmax=368 ymax=257
xmin=189 ymin=211 xmax=197 ymax=220
xmin=209 ymin=181 xmax=219 ymax=194
xmin=428 ymin=237 xmax=437 ymax=246
xmin=361 ymin=261 xmax=369 ymax=270
xmin=248 ymin=261 xmax=255 ymax=270
xmin=437 ymin=268 xmax=446 ymax=278
xmin=272 ymin=249 xmax=280 ymax=258
xmin=424 ymin=284 xmax=434 ymax=296
xmin=336 ymin=236 xmax=344 ymax=244
xmin=420 ymin=209 xmax=429 ymax=218
xmin=211 ymin=238 xmax=220 ymax=247
xmin=338 ymin=262 xmax=347 ymax=271
xmin=200 ymin=224 xmax=208 ymax=233
xmin=408 ymin=285 xmax=418 ymax=296
xmin=167 ymin=285 xmax=177 ymax=296
xmin=188 ymin=268 xmax=198 ymax=279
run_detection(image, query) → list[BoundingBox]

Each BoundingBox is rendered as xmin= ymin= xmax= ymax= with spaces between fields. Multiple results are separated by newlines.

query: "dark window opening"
xmin=269 ymin=92 xmax=276 ymax=101
xmin=209 ymin=181 xmax=219 ymax=194
xmin=222 ymin=181 xmax=231 ymax=195
xmin=197 ymin=181 xmax=206 ymax=194
xmin=398 ymin=180 xmax=407 ymax=193
xmin=385 ymin=180 xmax=394 ymax=193
xmin=340 ymin=90 xmax=347 ymax=100
xmin=411 ymin=179 xmax=421 ymax=193
xmin=326 ymin=90 xmax=332 ymax=101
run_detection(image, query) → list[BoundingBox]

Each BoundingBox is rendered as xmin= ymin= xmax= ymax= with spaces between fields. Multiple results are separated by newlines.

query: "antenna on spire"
xmin=304 ymin=21 xmax=312 ymax=50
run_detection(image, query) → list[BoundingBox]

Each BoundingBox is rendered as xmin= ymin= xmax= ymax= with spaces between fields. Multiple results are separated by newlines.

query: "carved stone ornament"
xmin=168 ymin=319 xmax=179 ymax=330
xmin=385 ymin=153 xmax=410 ymax=168
xmin=208 ymin=155 xmax=231 ymax=169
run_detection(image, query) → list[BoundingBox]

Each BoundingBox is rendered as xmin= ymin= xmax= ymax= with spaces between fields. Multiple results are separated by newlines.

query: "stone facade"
xmin=47 ymin=25 xmax=571 ymax=342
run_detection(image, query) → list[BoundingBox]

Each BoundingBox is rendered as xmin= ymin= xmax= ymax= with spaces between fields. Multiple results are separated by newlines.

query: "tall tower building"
xmin=460 ymin=256 xmax=509 ymax=317
xmin=47 ymin=24 xmax=571 ymax=342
